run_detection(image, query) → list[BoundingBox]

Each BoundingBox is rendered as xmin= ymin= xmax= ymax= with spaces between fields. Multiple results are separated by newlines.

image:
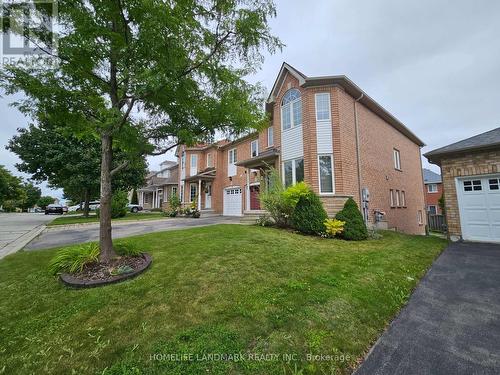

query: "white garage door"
xmin=457 ymin=175 xmax=500 ymax=242
xmin=223 ymin=187 xmax=242 ymax=216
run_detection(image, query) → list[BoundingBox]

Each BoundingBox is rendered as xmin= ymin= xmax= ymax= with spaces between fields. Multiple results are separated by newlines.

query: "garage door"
xmin=223 ymin=187 xmax=242 ymax=216
xmin=457 ymin=175 xmax=500 ymax=242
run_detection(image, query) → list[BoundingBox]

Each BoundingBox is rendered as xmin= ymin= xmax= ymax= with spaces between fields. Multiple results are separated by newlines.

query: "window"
xmin=418 ymin=210 xmax=423 ymax=225
xmin=281 ymin=89 xmax=302 ymax=130
xmin=401 ymin=190 xmax=406 ymax=207
xmin=190 ymin=154 xmax=198 ymax=176
xmin=228 ymin=148 xmax=237 ymax=177
xmin=267 ymin=126 xmax=274 ymax=146
xmin=428 ymin=205 xmax=437 ymax=215
xmin=172 ymin=186 xmax=177 ymax=196
xmin=180 ymin=185 xmax=184 ymax=202
xmin=283 ymin=158 xmax=304 ymax=187
xmin=190 ymin=183 xmax=197 ymax=203
xmin=393 ymin=149 xmax=401 ymax=170
xmin=181 ymin=151 xmax=186 ymax=169
xmin=489 ymin=178 xmax=499 ymax=190
xmin=207 ymin=153 xmax=213 ymax=168
xmin=395 ymin=190 xmax=400 ymax=207
xmin=427 ymin=184 xmax=438 ymax=193
xmin=463 ymin=180 xmax=482 ymax=192
xmin=390 ymin=189 xmax=395 ymax=207
xmin=251 ymin=140 xmax=259 ymax=158
xmin=318 ymin=155 xmax=334 ymax=193
xmin=315 ymin=93 xmax=331 ymax=121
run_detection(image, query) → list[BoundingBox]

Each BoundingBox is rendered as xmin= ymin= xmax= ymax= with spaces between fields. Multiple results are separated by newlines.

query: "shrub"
xmin=111 ymin=190 xmax=128 ymax=218
xmin=335 ymin=198 xmax=368 ymax=240
xmin=168 ymin=194 xmax=181 ymax=211
xmin=130 ymin=189 xmax=139 ymax=205
xmin=291 ymin=188 xmax=328 ymax=235
xmin=48 ymin=243 xmax=100 ymax=275
xmin=115 ymin=242 xmax=143 ymax=256
xmin=282 ymin=182 xmax=310 ymax=207
xmin=256 ymin=214 xmax=274 ymax=227
xmin=324 ymin=218 xmax=345 ymax=237
xmin=259 ymin=168 xmax=294 ymax=227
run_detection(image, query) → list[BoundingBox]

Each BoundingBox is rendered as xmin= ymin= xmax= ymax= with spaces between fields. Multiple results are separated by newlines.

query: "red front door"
xmin=250 ymin=185 xmax=260 ymax=210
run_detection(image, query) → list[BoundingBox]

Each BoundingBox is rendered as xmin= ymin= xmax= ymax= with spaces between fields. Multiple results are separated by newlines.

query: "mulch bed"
xmin=60 ymin=253 xmax=152 ymax=288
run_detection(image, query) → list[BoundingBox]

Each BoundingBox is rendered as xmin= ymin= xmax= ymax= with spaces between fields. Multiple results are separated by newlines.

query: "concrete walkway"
xmin=24 ymin=215 xmax=240 ymax=250
xmin=0 ymin=213 xmax=54 ymax=259
xmin=356 ymin=241 xmax=500 ymax=375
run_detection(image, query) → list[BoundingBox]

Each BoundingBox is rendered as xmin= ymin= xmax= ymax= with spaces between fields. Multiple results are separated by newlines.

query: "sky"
xmin=1 ymin=0 xmax=499 ymax=201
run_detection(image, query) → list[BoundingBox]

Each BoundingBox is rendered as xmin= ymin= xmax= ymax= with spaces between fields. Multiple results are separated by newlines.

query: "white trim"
xmin=282 ymin=157 xmax=304 ymax=187
xmin=228 ymin=148 xmax=237 ymax=177
xmin=427 ymin=183 xmax=438 ymax=193
xmin=206 ymin=153 xmax=213 ymax=168
xmin=317 ymin=154 xmax=335 ymax=195
xmin=189 ymin=183 xmax=197 ymax=203
xmin=393 ymin=148 xmax=401 ymax=170
xmin=190 ymin=154 xmax=198 ymax=176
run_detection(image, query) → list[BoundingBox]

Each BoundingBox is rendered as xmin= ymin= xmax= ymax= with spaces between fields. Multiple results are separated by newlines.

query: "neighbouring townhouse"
xmin=425 ymin=127 xmax=500 ymax=243
xmin=176 ymin=63 xmax=427 ymax=234
xmin=423 ymin=168 xmax=443 ymax=214
xmin=138 ymin=160 xmax=178 ymax=210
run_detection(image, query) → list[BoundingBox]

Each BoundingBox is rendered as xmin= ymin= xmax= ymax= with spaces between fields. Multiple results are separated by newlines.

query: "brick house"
xmin=176 ymin=63 xmax=427 ymax=234
xmin=425 ymin=127 xmax=500 ymax=242
xmin=423 ymin=168 xmax=443 ymax=215
xmin=138 ymin=160 xmax=178 ymax=210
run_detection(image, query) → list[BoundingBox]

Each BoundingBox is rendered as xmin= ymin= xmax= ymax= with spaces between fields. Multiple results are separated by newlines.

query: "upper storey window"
xmin=281 ymin=89 xmax=302 ymax=131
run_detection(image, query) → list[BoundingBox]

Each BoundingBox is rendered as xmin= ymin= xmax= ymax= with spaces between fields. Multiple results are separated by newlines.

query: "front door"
xmin=250 ymin=185 xmax=260 ymax=210
xmin=205 ymin=182 xmax=212 ymax=209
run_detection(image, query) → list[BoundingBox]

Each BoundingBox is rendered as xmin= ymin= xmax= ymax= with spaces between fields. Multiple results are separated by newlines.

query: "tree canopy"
xmin=1 ymin=0 xmax=282 ymax=260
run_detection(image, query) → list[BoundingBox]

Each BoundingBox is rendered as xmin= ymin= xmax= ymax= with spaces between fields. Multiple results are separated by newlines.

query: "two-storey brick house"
xmin=423 ymin=168 xmax=443 ymax=215
xmin=177 ymin=63 xmax=427 ymax=234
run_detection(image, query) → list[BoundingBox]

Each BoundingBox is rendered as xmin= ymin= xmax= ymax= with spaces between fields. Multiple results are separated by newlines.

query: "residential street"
xmin=0 ymin=213 xmax=54 ymax=258
xmin=24 ymin=215 xmax=239 ymax=250
xmin=356 ymin=242 xmax=500 ymax=375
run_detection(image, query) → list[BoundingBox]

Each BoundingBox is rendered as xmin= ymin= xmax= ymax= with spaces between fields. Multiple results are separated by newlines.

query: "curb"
xmin=0 ymin=224 xmax=47 ymax=259
xmin=45 ymin=217 xmax=176 ymax=231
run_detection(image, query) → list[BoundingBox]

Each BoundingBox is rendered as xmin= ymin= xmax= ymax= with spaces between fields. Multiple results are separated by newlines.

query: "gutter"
xmin=354 ymin=93 xmax=364 ymax=210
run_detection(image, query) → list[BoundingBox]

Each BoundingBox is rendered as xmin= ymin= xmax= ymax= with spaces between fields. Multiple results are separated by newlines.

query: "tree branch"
xmin=149 ymin=142 xmax=180 ymax=156
xmin=110 ymin=160 xmax=129 ymax=176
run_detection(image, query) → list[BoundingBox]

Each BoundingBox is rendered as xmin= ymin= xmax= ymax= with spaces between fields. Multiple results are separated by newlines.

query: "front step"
xmin=200 ymin=210 xmax=220 ymax=218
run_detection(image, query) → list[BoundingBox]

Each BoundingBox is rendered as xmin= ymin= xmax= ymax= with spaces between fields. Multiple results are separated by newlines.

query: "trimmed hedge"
xmin=291 ymin=189 xmax=328 ymax=235
xmin=335 ymin=198 xmax=368 ymax=240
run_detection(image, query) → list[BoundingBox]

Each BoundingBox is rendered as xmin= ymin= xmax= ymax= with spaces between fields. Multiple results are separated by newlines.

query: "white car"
xmin=67 ymin=201 xmax=100 ymax=212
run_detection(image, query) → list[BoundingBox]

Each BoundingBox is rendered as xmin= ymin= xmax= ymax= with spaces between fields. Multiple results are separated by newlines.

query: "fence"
xmin=427 ymin=213 xmax=447 ymax=233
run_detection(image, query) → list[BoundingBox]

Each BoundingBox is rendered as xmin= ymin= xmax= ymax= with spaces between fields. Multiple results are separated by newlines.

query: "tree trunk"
xmin=99 ymin=133 xmax=116 ymax=262
xmin=83 ymin=188 xmax=90 ymax=217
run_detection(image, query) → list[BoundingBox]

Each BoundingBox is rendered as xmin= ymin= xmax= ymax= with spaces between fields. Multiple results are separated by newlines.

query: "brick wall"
xmin=439 ymin=150 xmax=500 ymax=239
xmin=336 ymin=88 xmax=426 ymax=235
xmin=424 ymin=183 xmax=443 ymax=214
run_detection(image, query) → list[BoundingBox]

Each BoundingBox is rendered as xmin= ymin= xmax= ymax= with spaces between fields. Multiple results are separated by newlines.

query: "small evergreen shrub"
xmin=335 ymin=198 xmax=368 ymax=240
xmin=324 ymin=218 xmax=345 ymax=237
xmin=291 ymin=188 xmax=328 ymax=235
xmin=168 ymin=194 xmax=181 ymax=212
xmin=48 ymin=243 xmax=100 ymax=275
xmin=130 ymin=189 xmax=139 ymax=205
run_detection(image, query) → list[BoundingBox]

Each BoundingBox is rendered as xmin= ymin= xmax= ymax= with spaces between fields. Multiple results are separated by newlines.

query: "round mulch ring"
xmin=60 ymin=253 xmax=152 ymax=288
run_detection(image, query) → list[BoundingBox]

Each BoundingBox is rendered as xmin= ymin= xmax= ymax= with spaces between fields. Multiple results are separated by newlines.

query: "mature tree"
xmin=1 ymin=0 xmax=281 ymax=261
xmin=0 ymin=165 xmax=23 ymax=207
xmin=19 ymin=181 xmax=42 ymax=211
xmin=7 ymin=121 xmax=147 ymax=217
xmin=37 ymin=196 xmax=55 ymax=209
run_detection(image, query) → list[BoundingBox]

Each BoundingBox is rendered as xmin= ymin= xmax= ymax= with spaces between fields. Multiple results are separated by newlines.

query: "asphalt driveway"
xmin=24 ymin=215 xmax=239 ymax=250
xmin=356 ymin=241 xmax=500 ymax=375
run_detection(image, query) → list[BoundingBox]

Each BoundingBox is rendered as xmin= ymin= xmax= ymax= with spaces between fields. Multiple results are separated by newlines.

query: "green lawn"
xmin=0 ymin=225 xmax=447 ymax=374
xmin=48 ymin=211 xmax=165 ymax=226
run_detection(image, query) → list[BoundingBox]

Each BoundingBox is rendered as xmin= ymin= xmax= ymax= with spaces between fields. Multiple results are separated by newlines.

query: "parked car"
xmin=67 ymin=204 xmax=80 ymax=212
xmin=67 ymin=201 xmax=100 ymax=212
xmin=45 ymin=204 xmax=64 ymax=215
xmin=62 ymin=206 xmax=68 ymax=213
xmin=127 ymin=203 xmax=143 ymax=213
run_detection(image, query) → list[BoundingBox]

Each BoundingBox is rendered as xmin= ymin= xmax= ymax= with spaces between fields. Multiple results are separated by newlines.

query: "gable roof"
xmin=422 ymin=168 xmax=442 ymax=184
xmin=424 ymin=127 xmax=500 ymax=164
xmin=266 ymin=62 xmax=424 ymax=147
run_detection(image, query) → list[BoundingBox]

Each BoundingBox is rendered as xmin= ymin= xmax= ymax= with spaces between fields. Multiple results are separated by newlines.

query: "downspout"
xmin=354 ymin=93 xmax=364 ymax=212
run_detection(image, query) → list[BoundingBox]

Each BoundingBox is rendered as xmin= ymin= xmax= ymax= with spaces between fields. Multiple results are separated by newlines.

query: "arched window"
xmin=281 ymin=89 xmax=302 ymax=130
